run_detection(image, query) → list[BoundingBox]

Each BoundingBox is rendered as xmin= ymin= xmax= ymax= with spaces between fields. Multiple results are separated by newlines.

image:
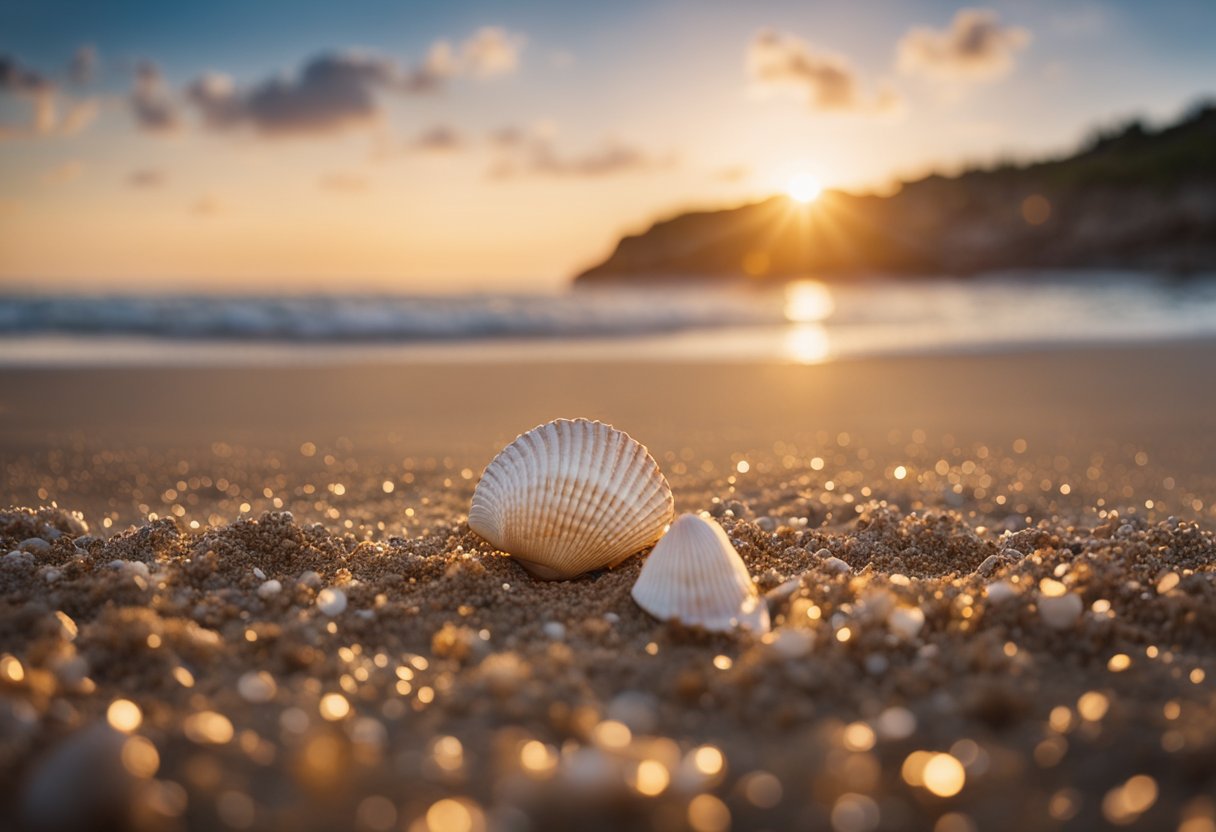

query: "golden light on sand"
xmin=692 ymin=745 xmax=725 ymax=776
xmin=183 ymin=710 xmax=234 ymax=744
xmin=425 ymin=798 xmax=483 ymax=832
xmin=1 ymin=654 xmax=25 ymax=683
xmin=593 ymin=719 xmax=632 ymax=749
xmin=319 ymin=692 xmax=351 ymax=721
xmin=687 ymin=794 xmax=731 ymax=832
xmin=1077 ymin=691 xmax=1110 ymax=721
xmin=921 ymin=753 xmax=966 ymax=797
xmin=520 ymin=740 xmax=558 ymax=775
xmin=842 ymin=722 xmax=877 ymax=752
xmin=107 ymin=699 xmax=143 ymax=733
xmin=787 ymin=172 xmax=823 ymax=203
xmin=633 ymin=759 xmax=671 ymax=796
xmin=121 ymin=735 xmax=160 ymax=778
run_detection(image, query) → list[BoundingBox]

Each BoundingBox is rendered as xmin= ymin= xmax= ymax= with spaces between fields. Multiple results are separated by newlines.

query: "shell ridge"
xmin=591 ymin=437 xmax=663 ymax=557
xmin=564 ymin=426 xmax=633 ymax=572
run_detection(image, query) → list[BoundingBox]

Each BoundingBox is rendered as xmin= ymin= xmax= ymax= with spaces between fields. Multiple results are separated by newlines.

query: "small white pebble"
xmin=822 ymin=556 xmax=851 ymax=575
xmin=253 ymin=567 xmax=266 ymax=580
xmin=864 ymin=654 xmax=890 ymax=676
xmin=603 ymin=612 xmax=620 ymax=625
xmin=257 ymin=579 xmax=282 ymax=599
xmin=542 ymin=622 xmax=567 ymax=641
xmin=1038 ymin=592 xmax=1083 ymax=630
xmin=986 ymin=580 xmax=1016 ymax=604
xmin=317 ymin=587 xmax=347 ymax=616
xmin=887 ymin=606 xmax=926 ymax=640
xmin=237 ymin=670 xmax=277 ymax=703
xmin=875 ymin=706 xmax=917 ymax=740
xmin=769 ymin=629 xmax=815 ymax=659
xmin=42 ymin=568 xmax=62 ymax=583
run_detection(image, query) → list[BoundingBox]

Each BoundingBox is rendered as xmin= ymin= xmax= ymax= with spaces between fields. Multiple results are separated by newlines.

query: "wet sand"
xmin=2 ymin=343 xmax=1215 ymax=831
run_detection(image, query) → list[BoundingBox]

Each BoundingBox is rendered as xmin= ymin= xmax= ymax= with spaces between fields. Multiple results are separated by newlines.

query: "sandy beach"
xmin=1 ymin=343 xmax=1214 ymax=831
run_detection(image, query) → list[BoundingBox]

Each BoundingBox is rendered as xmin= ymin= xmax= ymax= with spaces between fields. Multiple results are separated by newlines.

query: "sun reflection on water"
xmin=782 ymin=279 xmax=834 ymax=364
xmin=784 ymin=279 xmax=835 ymax=323
xmin=784 ymin=323 xmax=830 ymax=364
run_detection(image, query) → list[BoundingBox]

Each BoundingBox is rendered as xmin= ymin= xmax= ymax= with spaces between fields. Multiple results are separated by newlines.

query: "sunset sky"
xmin=1 ymin=0 xmax=1214 ymax=292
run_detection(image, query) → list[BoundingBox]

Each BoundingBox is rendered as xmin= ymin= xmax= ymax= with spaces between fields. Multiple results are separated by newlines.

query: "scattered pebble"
xmin=317 ymin=587 xmax=347 ymax=616
xmin=1038 ymin=593 xmax=1084 ymax=630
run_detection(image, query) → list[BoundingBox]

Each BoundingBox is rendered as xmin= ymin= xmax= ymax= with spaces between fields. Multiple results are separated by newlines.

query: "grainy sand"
xmin=2 ymin=344 xmax=1215 ymax=832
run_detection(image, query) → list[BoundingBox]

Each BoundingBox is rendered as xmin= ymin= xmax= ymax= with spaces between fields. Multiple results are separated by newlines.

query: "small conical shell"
xmin=469 ymin=418 xmax=674 ymax=580
xmin=631 ymin=514 xmax=770 ymax=633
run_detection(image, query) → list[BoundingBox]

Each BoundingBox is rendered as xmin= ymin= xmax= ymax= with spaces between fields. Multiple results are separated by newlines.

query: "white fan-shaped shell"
xmin=631 ymin=514 xmax=770 ymax=633
xmin=469 ymin=418 xmax=674 ymax=580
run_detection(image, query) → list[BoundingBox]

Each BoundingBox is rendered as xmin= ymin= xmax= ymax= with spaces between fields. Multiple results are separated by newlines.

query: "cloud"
xmin=186 ymin=53 xmax=396 ymax=135
xmin=131 ymin=60 xmax=182 ymax=133
xmin=0 ymin=54 xmax=52 ymax=97
xmin=461 ymin=27 xmax=523 ymax=76
xmin=410 ymin=124 xmax=463 ymax=152
xmin=181 ymin=29 xmax=523 ymax=138
xmin=0 ymin=53 xmax=56 ymax=137
xmin=70 ymin=45 xmax=97 ymax=85
xmin=128 ymin=168 xmax=166 ymax=188
xmin=491 ymin=133 xmax=675 ymax=179
xmin=747 ymin=30 xmax=898 ymax=113
xmin=898 ymin=9 xmax=1030 ymax=81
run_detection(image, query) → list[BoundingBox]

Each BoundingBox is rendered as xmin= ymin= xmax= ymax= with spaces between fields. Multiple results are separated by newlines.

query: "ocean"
xmin=2 ymin=270 xmax=1215 ymax=366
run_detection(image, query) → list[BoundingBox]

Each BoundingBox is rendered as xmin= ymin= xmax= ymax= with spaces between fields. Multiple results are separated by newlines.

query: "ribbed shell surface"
xmin=468 ymin=418 xmax=674 ymax=580
xmin=631 ymin=514 xmax=771 ymax=633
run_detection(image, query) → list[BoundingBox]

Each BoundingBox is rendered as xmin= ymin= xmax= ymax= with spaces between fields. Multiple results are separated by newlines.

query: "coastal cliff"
xmin=575 ymin=103 xmax=1216 ymax=284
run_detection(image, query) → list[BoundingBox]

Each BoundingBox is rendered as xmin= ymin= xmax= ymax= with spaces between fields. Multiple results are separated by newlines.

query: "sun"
xmin=786 ymin=172 xmax=823 ymax=203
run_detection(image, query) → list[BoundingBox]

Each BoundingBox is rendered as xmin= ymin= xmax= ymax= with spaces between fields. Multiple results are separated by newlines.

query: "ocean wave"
xmin=0 ymin=289 xmax=784 ymax=341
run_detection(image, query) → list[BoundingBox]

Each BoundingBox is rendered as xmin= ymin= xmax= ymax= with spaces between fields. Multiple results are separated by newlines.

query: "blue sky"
xmin=1 ymin=0 xmax=1214 ymax=289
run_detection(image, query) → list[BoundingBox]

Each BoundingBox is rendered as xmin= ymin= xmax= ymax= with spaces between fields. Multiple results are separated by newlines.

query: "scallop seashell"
xmin=631 ymin=513 xmax=770 ymax=633
xmin=468 ymin=418 xmax=674 ymax=580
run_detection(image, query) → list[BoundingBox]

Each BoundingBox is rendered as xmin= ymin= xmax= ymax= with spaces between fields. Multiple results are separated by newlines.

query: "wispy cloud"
xmin=1 ymin=53 xmax=102 ymax=139
xmin=490 ymin=130 xmax=675 ymax=179
xmin=747 ymin=30 xmax=899 ymax=113
xmin=178 ymin=28 xmax=524 ymax=138
xmin=410 ymin=124 xmax=464 ymax=152
xmin=131 ymin=60 xmax=183 ymax=133
xmin=0 ymin=53 xmax=56 ymax=137
xmin=128 ymin=168 xmax=166 ymax=188
xmin=898 ymin=9 xmax=1030 ymax=82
